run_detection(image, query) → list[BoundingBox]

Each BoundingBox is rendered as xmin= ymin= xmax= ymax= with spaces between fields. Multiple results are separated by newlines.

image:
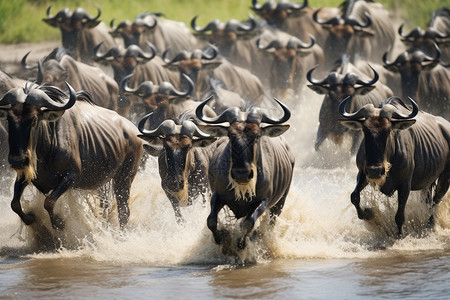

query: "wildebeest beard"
xmin=367 ymin=161 xmax=392 ymax=189
xmin=13 ymin=148 xmax=37 ymax=184
xmin=227 ymin=162 xmax=258 ymax=202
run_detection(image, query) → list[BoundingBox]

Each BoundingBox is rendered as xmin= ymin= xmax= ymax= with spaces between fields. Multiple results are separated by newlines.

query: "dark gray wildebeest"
xmin=306 ymin=62 xmax=392 ymax=153
xmin=162 ymin=45 xmax=265 ymax=105
xmin=251 ymin=0 xmax=334 ymax=46
xmin=43 ymin=6 xmax=116 ymax=64
xmin=22 ymin=47 xmax=119 ymax=114
xmin=339 ymin=96 xmax=450 ymax=238
xmin=313 ymin=0 xmax=397 ymax=70
xmin=0 ymin=82 xmax=143 ymax=230
xmin=137 ymin=113 xmax=219 ymax=222
xmin=398 ymin=7 xmax=450 ymax=62
xmin=120 ymin=73 xmax=198 ymax=127
xmin=195 ymin=97 xmax=295 ymax=250
xmin=383 ymin=46 xmax=450 ymax=120
xmin=109 ymin=12 xmax=198 ymax=54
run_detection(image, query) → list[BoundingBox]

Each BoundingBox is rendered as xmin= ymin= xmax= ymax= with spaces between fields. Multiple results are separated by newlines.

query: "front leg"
xmin=166 ymin=193 xmax=183 ymax=224
xmin=10 ymin=175 xmax=34 ymax=225
xmin=351 ymin=171 xmax=373 ymax=220
xmin=395 ymin=183 xmax=411 ymax=239
xmin=207 ymin=191 xmax=226 ymax=245
xmin=44 ymin=172 xmax=76 ymax=230
xmin=238 ymin=198 xmax=269 ymax=249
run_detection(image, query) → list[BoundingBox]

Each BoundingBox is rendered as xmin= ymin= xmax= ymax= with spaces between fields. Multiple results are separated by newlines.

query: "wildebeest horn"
xmin=36 ymin=60 xmax=44 ymax=85
xmin=256 ymin=38 xmax=283 ymax=50
xmin=251 ymin=0 xmax=263 ymax=11
xmin=25 ymin=82 xmax=76 ymax=110
xmin=93 ymin=42 xmax=122 ymax=60
xmin=110 ymin=19 xmax=131 ymax=32
xmin=119 ymin=74 xmax=138 ymax=94
xmin=21 ymin=51 xmax=37 ymax=70
xmin=339 ymin=96 xmax=374 ymax=119
xmin=313 ymin=8 xmax=341 ymax=25
xmin=137 ymin=13 xmax=158 ymax=30
xmin=138 ymin=113 xmax=177 ymax=136
xmin=306 ymin=65 xmax=327 ymax=85
xmin=288 ymin=35 xmax=315 ymax=50
xmin=346 ymin=12 xmax=372 ymax=28
xmin=180 ymin=120 xmax=211 ymax=139
xmin=277 ymin=0 xmax=308 ymax=10
xmin=196 ymin=95 xmax=240 ymax=124
xmin=137 ymin=42 xmax=157 ymax=60
xmin=201 ymin=44 xmax=219 ymax=60
xmin=164 ymin=74 xmax=194 ymax=97
xmin=45 ymin=6 xmax=69 ymax=21
xmin=355 ymin=65 xmax=379 ymax=86
xmin=259 ymin=98 xmax=291 ymax=124
xmin=191 ymin=15 xmax=220 ymax=32
xmin=162 ymin=49 xmax=189 ymax=64
xmin=390 ymin=97 xmax=419 ymax=120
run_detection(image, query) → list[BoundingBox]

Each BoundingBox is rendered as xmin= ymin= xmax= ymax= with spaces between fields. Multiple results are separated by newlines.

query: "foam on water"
xmin=1 ymin=87 xmax=449 ymax=265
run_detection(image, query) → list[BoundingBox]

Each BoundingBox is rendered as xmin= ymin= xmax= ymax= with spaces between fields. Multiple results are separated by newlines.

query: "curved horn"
xmin=180 ymin=120 xmax=211 ymax=139
xmin=196 ymin=95 xmax=239 ymax=124
xmin=306 ymin=65 xmax=329 ymax=85
xmin=278 ymin=0 xmax=308 ymax=10
xmin=236 ymin=15 xmax=257 ymax=31
xmin=398 ymin=24 xmax=409 ymax=39
xmin=167 ymin=74 xmax=194 ymax=97
xmin=251 ymin=0 xmax=262 ymax=11
xmin=260 ymin=98 xmax=291 ymax=124
xmin=27 ymin=82 xmax=76 ymax=110
xmin=355 ymin=65 xmax=379 ymax=86
xmin=288 ymin=35 xmax=315 ymax=50
xmin=346 ymin=12 xmax=372 ymax=28
xmin=88 ymin=6 xmax=101 ymax=22
xmin=139 ymin=13 xmax=158 ymax=30
xmin=190 ymin=15 xmax=219 ymax=32
xmin=119 ymin=74 xmax=137 ymax=94
xmin=391 ymin=97 xmax=419 ymax=119
xmin=36 ymin=59 xmax=44 ymax=85
xmin=162 ymin=49 xmax=189 ymax=64
xmin=313 ymin=8 xmax=340 ymax=25
xmin=137 ymin=42 xmax=157 ymax=60
xmin=339 ymin=96 xmax=373 ymax=119
xmin=256 ymin=38 xmax=282 ymax=50
xmin=201 ymin=44 xmax=219 ymax=60
xmin=138 ymin=113 xmax=176 ymax=135
xmin=21 ymin=51 xmax=37 ymax=70
xmin=93 ymin=41 xmax=120 ymax=60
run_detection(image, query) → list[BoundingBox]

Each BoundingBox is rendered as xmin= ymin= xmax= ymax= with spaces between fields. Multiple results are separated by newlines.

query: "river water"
xmin=1 ymin=89 xmax=449 ymax=299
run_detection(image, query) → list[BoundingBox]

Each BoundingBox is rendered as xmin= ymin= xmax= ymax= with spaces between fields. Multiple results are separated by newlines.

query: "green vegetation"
xmin=0 ymin=0 xmax=447 ymax=44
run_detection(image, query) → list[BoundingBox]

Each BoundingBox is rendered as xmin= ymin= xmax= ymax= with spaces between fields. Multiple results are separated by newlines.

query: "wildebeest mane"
xmin=429 ymin=7 xmax=450 ymax=27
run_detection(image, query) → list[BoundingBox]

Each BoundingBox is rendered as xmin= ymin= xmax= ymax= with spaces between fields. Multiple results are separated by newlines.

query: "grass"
xmin=0 ymin=0 xmax=447 ymax=44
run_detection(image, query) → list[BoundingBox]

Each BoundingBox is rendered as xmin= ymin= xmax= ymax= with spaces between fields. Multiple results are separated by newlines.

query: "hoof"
xmin=213 ymin=229 xmax=229 ymax=245
xmin=22 ymin=212 xmax=36 ymax=225
xmin=241 ymin=219 xmax=255 ymax=234
xmin=51 ymin=215 xmax=65 ymax=230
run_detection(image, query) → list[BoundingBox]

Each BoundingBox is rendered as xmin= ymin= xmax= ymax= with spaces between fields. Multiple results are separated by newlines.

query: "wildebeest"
xmin=120 ymin=74 xmax=198 ymax=126
xmin=43 ymin=6 xmax=116 ymax=64
xmin=195 ymin=97 xmax=295 ymax=249
xmin=339 ymin=96 xmax=450 ymax=237
xmin=251 ymin=0 xmax=332 ymax=46
xmin=398 ymin=7 xmax=450 ymax=62
xmin=137 ymin=113 xmax=218 ymax=222
xmin=313 ymin=0 xmax=397 ymax=70
xmin=110 ymin=12 xmax=198 ymax=54
xmin=256 ymin=31 xmax=324 ymax=101
xmin=163 ymin=45 xmax=265 ymax=104
xmin=307 ymin=62 xmax=392 ymax=153
xmin=383 ymin=46 xmax=450 ymax=120
xmin=22 ymin=47 xmax=120 ymax=113
xmin=0 ymin=82 xmax=143 ymax=230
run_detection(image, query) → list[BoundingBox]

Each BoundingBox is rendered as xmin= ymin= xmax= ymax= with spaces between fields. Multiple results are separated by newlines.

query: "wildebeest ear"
xmin=0 ymin=109 xmax=8 ymax=120
xmin=140 ymin=142 xmax=162 ymax=157
xmin=307 ymin=84 xmax=328 ymax=95
xmin=43 ymin=18 xmax=59 ymax=28
xmin=197 ymin=125 xmax=228 ymax=137
xmin=261 ymin=124 xmax=290 ymax=137
xmin=192 ymin=137 xmax=217 ymax=148
xmin=339 ymin=119 xmax=363 ymax=130
xmin=202 ymin=61 xmax=222 ymax=70
xmin=391 ymin=119 xmax=416 ymax=131
xmin=355 ymin=86 xmax=375 ymax=95
xmin=41 ymin=110 xmax=65 ymax=122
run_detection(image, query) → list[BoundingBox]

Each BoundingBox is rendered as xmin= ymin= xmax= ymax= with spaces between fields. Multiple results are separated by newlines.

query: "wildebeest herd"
xmin=0 ymin=0 xmax=449 ymax=251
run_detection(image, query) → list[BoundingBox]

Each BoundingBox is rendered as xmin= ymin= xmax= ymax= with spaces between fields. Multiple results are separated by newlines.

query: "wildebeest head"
xmin=120 ymin=73 xmax=194 ymax=115
xmin=307 ymin=64 xmax=378 ymax=100
xmin=398 ymin=24 xmax=449 ymax=54
xmin=196 ymin=96 xmax=290 ymax=200
xmin=257 ymin=35 xmax=315 ymax=98
xmin=251 ymin=0 xmax=309 ymax=26
xmin=94 ymin=42 xmax=157 ymax=84
xmin=191 ymin=15 xmax=259 ymax=49
xmin=43 ymin=6 xmax=102 ymax=57
xmin=110 ymin=13 xmax=161 ymax=47
xmin=162 ymin=45 xmax=221 ymax=93
xmin=138 ymin=115 xmax=215 ymax=204
xmin=383 ymin=46 xmax=441 ymax=99
xmin=0 ymin=82 xmax=77 ymax=183
xmin=339 ymin=96 xmax=418 ymax=187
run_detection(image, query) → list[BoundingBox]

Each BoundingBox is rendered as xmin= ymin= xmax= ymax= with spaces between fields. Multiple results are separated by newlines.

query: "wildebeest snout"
xmin=231 ymin=167 xmax=254 ymax=184
xmin=8 ymin=155 xmax=29 ymax=169
xmin=365 ymin=165 xmax=385 ymax=179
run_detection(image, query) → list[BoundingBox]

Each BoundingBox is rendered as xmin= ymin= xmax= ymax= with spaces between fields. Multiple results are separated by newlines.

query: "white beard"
xmin=227 ymin=163 xmax=257 ymax=202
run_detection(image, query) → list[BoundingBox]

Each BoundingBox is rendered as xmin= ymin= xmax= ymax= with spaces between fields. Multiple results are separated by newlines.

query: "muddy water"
xmin=0 ymin=88 xmax=449 ymax=299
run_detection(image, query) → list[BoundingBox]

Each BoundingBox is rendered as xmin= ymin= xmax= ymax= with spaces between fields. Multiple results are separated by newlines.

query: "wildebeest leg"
xmin=207 ymin=191 xmax=226 ymax=245
xmin=10 ymin=175 xmax=34 ymax=225
xmin=238 ymin=198 xmax=269 ymax=249
xmin=44 ymin=172 xmax=76 ymax=230
xmin=428 ymin=168 xmax=450 ymax=229
xmin=166 ymin=193 xmax=183 ymax=223
xmin=351 ymin=171 xmax=372 ymax=220
xmin=269 ymin=194 xmax=287 ymax=225
xmin=395 ymin=184 xmax=411 ymax=238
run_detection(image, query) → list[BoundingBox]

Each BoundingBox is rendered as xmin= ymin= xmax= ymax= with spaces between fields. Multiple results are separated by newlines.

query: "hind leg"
xmin=44 ymin=172 xmax=76 ymax=230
